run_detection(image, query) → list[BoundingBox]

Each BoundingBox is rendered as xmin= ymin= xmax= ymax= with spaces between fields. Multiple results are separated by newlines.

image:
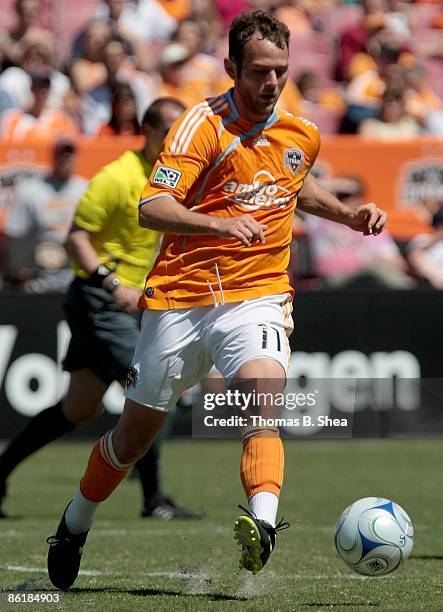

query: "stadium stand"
xmin=0 ymin=0 xmax=442 ymax=290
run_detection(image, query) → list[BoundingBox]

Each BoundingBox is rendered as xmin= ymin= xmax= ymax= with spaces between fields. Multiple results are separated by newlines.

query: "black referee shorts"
xmin=62 ymin=277 xmax=141 ymax=385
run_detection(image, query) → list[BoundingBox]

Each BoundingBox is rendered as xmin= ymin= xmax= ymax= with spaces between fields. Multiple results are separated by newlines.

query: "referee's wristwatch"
xmin=88 ymin=264 xmax=120 ymax=292
xmin=102 ymin=275 xmax=120 ymax=293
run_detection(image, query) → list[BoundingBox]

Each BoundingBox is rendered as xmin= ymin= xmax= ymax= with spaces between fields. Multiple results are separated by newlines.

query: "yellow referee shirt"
xmin=72 ymin=150 xmax=160 ymax=290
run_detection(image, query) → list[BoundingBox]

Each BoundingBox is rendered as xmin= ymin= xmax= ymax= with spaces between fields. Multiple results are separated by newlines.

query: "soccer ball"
xmin=334 ymin=497 xmax=414 ymax=576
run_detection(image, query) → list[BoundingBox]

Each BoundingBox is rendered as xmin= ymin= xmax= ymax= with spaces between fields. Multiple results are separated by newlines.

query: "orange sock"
xmin=240 ymin=433 xmax=284 ymax=499
xmin=80 ymin=431 xmax=131 ymax=502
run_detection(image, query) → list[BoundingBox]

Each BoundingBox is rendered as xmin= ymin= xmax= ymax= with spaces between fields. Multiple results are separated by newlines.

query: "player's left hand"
xmin=347 ymin=203 xmax=387 ymax=236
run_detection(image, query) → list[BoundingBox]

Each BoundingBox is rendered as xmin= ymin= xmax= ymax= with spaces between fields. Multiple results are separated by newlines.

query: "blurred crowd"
xmin=291 ymin=176 xmax=443 ymax=291
xmin=0 ymin=0 xmax=442 ymax=292
xmin=0 ymin=0 xmax=442 ymax=139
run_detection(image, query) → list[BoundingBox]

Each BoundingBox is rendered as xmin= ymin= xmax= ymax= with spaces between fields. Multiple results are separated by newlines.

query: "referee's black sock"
xmin=135 ymin=437 xmax=162 ymax=505
xmin=0 ymin=402 xmax=76 ymax=494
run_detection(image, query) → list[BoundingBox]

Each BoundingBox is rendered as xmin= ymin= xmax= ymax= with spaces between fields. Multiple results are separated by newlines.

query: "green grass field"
xmin=0 ymin=439 xmax=442 ymax=611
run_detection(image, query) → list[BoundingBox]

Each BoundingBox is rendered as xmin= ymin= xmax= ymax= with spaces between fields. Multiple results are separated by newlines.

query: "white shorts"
xmin=124 ymin=294 xmax=293 ymax=411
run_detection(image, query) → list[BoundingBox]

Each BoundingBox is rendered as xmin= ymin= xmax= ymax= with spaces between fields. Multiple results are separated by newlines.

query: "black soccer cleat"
xmin=141 ymin=494 xmax=203 ymax=519
xmin=47 ymin=505 xmax=89 ymax=590
xmin=234 ymin=505 xmax=289 ymax=574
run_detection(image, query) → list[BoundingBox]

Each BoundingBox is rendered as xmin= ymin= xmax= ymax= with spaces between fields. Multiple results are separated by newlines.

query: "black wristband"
xmin=87 ymin=264 xmax=114 ymax=287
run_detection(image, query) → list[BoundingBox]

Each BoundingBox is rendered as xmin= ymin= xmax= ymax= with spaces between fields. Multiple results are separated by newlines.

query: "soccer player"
xmin=0 ymin=97 xmax=201 ymax=520
xmin=47 ymin=11 xmax=387 ymax=589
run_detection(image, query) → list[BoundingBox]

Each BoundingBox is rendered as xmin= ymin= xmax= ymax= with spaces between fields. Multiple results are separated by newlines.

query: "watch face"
xmin=105 ymin=277 xmax=120 ymax=292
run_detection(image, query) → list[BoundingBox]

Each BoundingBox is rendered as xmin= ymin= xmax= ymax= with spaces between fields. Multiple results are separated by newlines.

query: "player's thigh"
xmin=209 ymin=294 xmax=292 ymax=384
xmin=125 ymin=307 xmax=213 ymax=411
xmin=63 ymin=279 xmax=140 ymax=385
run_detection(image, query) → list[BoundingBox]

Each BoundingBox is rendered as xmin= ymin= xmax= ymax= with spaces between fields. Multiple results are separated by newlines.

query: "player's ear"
xmin=224 ymin=57 xmax=236 ymax=80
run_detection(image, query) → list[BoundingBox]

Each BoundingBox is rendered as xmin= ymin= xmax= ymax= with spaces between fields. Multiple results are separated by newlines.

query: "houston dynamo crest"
xmin=284 ymin=148 xmax=304 ymax=176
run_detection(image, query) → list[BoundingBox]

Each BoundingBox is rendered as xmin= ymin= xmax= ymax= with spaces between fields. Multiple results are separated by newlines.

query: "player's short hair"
xmin=228 ymin=10 xmax=290 ymax=73
xmin=141 ymin=98 xmax=186 ymax=129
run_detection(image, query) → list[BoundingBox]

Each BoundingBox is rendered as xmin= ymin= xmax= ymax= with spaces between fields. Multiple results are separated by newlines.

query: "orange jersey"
xmin=139 ymin=89 xmax=321 ymax=310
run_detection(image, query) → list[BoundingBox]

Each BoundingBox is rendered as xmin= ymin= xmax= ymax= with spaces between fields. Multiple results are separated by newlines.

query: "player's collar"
xmin=226 ymin=88 xmax=278 ymax=130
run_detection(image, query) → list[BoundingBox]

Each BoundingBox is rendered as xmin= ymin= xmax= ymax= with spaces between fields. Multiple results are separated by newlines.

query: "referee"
xmin=0 ymin=97 xmax=201 ymax=519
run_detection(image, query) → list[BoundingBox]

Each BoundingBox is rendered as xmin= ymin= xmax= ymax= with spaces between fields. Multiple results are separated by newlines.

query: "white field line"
xmin=2 ymin=565 xmax=425 ymax=581
xmin=0 ymin=524 xmax=432 ymax=538
xmin=2 ymin=565 xmax=191 ymax=579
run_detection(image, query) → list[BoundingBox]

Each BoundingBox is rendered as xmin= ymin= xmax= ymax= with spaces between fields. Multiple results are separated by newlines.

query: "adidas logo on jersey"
xmin=223 ymin=170 xmax=292 ymax=210
xmin=252 ymin=134 xmax=270 ymax=147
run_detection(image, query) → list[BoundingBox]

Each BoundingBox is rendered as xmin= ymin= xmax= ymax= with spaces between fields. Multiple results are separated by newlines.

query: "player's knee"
xmin=113 ymin=436 xmax=149 ymax=465
xmin=112 ymin=426 xmax=155 ymax=464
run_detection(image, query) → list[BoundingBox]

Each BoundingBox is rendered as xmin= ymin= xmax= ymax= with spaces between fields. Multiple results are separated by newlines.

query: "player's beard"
xmin=236 ymin=82 xmax=278 ymax=122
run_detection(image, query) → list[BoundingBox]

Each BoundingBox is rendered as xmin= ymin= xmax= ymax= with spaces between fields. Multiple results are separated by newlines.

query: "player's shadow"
xmin=411 ymin=554 xmax=443 ymax=560
xmin=68 ymin=586 xmax=249 ymax=601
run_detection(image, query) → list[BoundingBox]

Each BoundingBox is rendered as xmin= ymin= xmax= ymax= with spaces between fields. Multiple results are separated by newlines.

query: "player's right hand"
xmin=214 ymin=215 xmax=267 ymax=247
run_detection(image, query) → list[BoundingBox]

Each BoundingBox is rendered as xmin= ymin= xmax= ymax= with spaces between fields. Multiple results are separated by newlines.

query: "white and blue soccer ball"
xmin=334 ymin=497 xmax=414 ymax=576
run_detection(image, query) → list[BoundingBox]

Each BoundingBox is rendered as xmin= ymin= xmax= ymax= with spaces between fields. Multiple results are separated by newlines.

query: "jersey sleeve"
xmin=140 ymin=106 xmax=218 ymax=207
xmin=74 ymin=166 xmax=121 ymax=233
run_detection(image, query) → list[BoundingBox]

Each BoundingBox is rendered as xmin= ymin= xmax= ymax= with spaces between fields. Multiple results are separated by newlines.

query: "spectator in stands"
xmin=82 ymin=39 xmax=128 ymax=134
xmin=273 ymin=0 xmax=313 ymax=36
xmin=336 ymin=0 xmax=387 ymax=81
xmin=340 ymin=40 xmax=407 ymax=133
xmin=426 ymin=110 xmax=443 ymax=136
xmin=191 ymin=0 xmax=223 ymax=54
xmin=403 ymin=64 xmax=442 ymax=129
xmin=82 ymin=39 xmax=156 ymax=133
xmin=359 ymin=82 xmax=421 ymax=139
xmin=0 ymin=0 xmax=50 ymax=69
xmin=73 ymin=1 xmax=146 ymax=72
xmin=0 ymin=70 xmax=79 ymax=142
xmin=302 ymin=175 xmax=413 ymax=289
xmin=94 ymin=0 xmax=179 ymax=51
xmin=339 ymin=52 xmax=382 ymax=133
xmin=155 ymin=42 xmax=199 ymax=108
xmin=96 ymin=84 xmax=142 ymax=136
xmin=70 ymin=21 xmax=111 ymax=95
xmin=0 ymin=35 xmax=71 ymax=112
xmin=0 ymin=89 xmax=16 ymax=115
xmin=297 ymin=72 xmax=344 ymax=112
xmin=408 ymin=205 xmax=443 ymax=289
xmin=171 ymin=18 xmax=226 ymax=100
xmin=4 ymin=138 xmax=87 ymax=293
xmin=295 ymin=71 xmax=345 ymax=132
